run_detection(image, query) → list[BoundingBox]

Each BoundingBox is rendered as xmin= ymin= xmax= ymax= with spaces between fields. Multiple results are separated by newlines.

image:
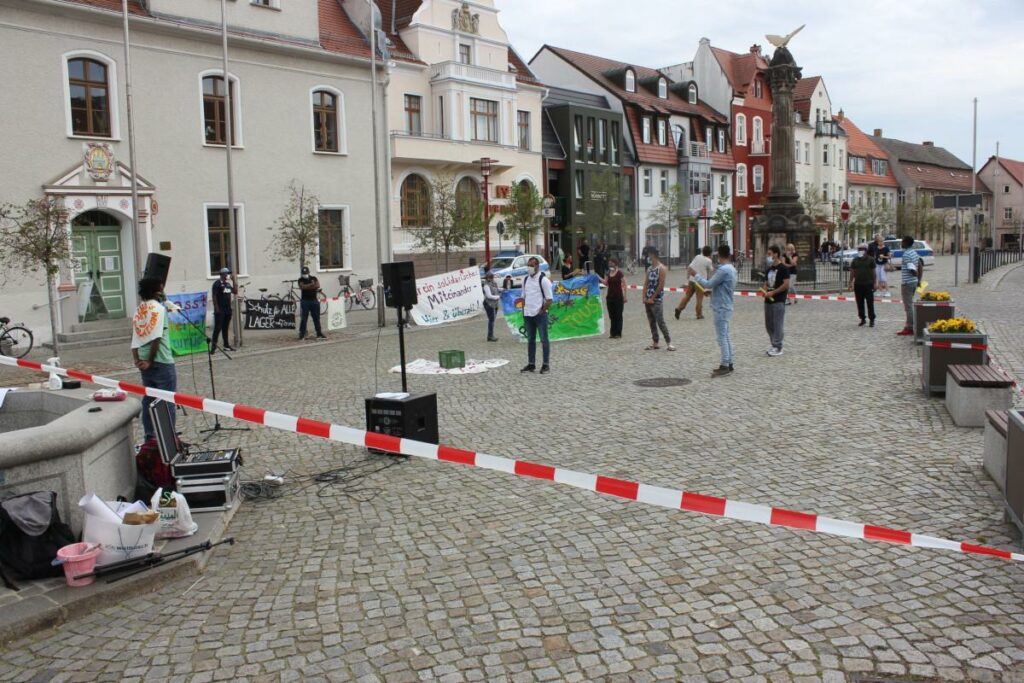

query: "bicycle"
xmin=273 ymin=280 xmax=328 ymax=317
xmin=0 ymin=317 xmax=33 ymax=359
xmin=336 ymin=274 xmax=376 ymax=312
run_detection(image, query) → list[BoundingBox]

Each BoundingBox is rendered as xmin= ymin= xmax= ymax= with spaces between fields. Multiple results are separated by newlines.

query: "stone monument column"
xmin=765 ymin=47 xmax=802 ymax=217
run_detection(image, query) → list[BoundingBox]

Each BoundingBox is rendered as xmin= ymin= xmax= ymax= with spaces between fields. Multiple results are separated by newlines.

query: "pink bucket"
xmin=57 ymin=542 xmax=102 ymax=587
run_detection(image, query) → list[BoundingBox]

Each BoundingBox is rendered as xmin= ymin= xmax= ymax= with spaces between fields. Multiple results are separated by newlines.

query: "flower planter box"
xmin=921 ymin=329 xmax=987 ymax=396
xmin=913 ymin=301 xmax=954 ymax=343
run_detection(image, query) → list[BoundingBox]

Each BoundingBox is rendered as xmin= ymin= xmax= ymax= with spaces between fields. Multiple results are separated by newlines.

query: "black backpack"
xmin=0 ymin=491 xmax=76 ymax=586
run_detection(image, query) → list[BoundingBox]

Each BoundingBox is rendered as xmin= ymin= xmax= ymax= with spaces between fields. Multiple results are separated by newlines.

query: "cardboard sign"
xmin=244 ymin=299 xmax=296 ymax=330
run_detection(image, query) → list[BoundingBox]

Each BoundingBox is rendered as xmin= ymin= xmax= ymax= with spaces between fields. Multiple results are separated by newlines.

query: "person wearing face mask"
xmin=848 ymin=243 xmax=877 ymax=327
xmin=643 ymin=247 xmax=674 ymax=351
xmin=689 ymin=244 xmax=738 ymax=377
xmin=599 ymin=258 xmax=627 ymax=338
xmin=482 ymin=271 xmax=500 ymax=341
xmin=520 ymin=257 xmax=553 ymax=373
xmin=297 ymin=265 xmax=326 ymax=341
xmin=763 ymin=245 xmax=789 ymax=357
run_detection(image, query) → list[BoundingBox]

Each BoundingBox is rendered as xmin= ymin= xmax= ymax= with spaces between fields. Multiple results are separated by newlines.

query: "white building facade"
xmin=793 ymin=76 xmax=847 ymax=236
xmin=379 ymin=0 xmax=545 ymax=273
xmin=0 ymin=0 xmax=383 ymax=345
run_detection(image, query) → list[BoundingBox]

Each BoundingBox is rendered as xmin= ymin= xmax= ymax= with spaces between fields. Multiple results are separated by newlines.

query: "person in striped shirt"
xmin=897 ymin=235 xmax=924 ymax=336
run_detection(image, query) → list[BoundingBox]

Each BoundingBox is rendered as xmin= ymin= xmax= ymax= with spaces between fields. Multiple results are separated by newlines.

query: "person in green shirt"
xmin=131 ymin=277 xmax=177 ymax=440
xmin=847 ymin=243 xmax=877 ymax=327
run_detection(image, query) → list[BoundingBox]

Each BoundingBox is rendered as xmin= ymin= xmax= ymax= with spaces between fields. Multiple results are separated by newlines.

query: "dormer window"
xmin=625 ymin=69 xmax=636 ymax=93
xmin=658 ymin=78 xmax=667 ymax=99
xmin=687 ymin=83 xmax=697 ymax=104
xmin=754 ymin=78 xmax=763 ymax=98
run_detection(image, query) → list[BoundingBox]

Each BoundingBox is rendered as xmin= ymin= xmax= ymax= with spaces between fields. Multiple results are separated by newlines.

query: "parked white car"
xmin=486 ymin=254 xmax=550 ymax=288
xmin=884 ymin=239 xmax=936 ymax=267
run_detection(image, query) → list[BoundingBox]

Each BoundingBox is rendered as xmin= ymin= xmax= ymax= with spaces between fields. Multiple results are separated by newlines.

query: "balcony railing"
xmin=750 ymin=139 xmax=770 ymax=155
xmin=678 ymin=141 xmax=709 ymax=159
xmin=430 ymin=61 xmax=517 ymax=90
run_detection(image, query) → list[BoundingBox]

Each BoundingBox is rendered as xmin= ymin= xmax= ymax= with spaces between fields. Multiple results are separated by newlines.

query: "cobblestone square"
xmin=2 ymin=257 xmax=1023 ymax=682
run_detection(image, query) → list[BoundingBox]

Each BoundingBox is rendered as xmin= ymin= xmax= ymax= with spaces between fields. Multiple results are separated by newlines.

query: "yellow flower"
xmin=921 ymin=291 xmax=951 ymax=302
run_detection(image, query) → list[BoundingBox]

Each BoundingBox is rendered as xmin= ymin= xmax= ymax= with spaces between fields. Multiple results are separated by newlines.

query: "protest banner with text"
xmin=409 ymin=267 xmax=484 ymax=326
xmin=166 ymin=292 xmax=208 ymax=356
xmin=244 ymin=299 xmax=296 ymax=330
xmin=500 ymin=274 xmax=604 ymax=341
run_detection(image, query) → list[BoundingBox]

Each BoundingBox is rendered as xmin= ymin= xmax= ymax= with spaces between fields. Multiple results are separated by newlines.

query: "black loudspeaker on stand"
xmin=144 ymin=253 xmax=172 ymax=286
xmin=366 ymin=261 xmax=438 ymax=455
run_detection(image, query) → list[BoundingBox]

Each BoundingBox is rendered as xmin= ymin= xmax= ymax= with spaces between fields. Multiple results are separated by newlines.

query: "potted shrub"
xmin=921 ymin=317 xmax=988 ymax=396
xmin=913 ymin=291 xmax=954 ymax=343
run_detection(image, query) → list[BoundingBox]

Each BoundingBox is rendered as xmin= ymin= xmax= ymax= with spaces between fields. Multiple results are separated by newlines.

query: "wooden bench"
xmin=945 ymin=364 xmax=1014 ymax=427
xmin=984 ymin=410 xmax=1012 ymax=493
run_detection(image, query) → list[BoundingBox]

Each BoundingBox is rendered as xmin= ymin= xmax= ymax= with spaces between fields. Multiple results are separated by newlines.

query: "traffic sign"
xmin=542 ymin=194 xmax=556 ymax=209
xmin=542 ymin=208 xmax=555 ymax=218
xmin=840 ymin=200 xmax=850 ymax=222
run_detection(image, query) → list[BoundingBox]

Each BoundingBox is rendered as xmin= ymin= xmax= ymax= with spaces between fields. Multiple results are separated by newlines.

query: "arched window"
xmin=752 ymin=116 xmax=763 ymax=144
xmin=658 ymin=78 xmax=667 ymax=99
xmin=202 ymin=74 xmax=241 ymax=146
xmin=67 ymin=57 xmax=111 ymax=137
xmin=456 ymin=176 xmax=481 ymax=204
xmin=735 ymin=114 xmax=746 ymax=145
xmin=625 ymin=69 xmax=636 ymax=93
xmin=400 ymin=174 xmax=430 ymax=228
xmin=312 ymin=89 xmax=338 ymax=153
xmin=752 ymin=165 xmax=764 ymax=192
xmin=736 ymin=164 xmax=748 ymax=196
xmin=687 ymin=83 xmax=697 ymax=104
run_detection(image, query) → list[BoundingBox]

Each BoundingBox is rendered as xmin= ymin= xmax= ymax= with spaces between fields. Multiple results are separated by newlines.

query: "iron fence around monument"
xmin=733 ymin=254 xmax=847 ymax=291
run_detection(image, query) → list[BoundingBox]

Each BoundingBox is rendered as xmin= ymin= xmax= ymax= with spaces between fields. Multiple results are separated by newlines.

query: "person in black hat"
xmin=210 ymin=267 xmax=234 ymax=352
xmin=297 ymin=266 xmax=326 ymax=341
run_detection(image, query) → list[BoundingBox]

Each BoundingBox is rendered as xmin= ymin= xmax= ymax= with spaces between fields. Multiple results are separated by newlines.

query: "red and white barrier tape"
xmin=2 ymin=355 xmax=1020 ymax=563
xmin=924 ymin=341 xmax=989 ymax=351
xmin=624 ymin=284 xmax=902 ymax=304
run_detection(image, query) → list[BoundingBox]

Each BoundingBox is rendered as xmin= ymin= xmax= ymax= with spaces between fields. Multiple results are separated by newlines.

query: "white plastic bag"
xmin=150 ymin=488 xmax=198 ymax=539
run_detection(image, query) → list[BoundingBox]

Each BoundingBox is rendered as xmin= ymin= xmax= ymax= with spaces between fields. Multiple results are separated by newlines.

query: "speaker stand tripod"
xmin=396 ymin=305 xmax=409 ymax=393
xmin=181 ymin=313 xmax=250 ymax=441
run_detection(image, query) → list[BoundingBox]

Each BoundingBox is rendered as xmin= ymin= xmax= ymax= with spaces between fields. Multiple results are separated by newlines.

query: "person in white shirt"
xmin=482 ymin=271 xmax=501 ymax=341
xmin=520 ymin=257 xmax=553 ymax=374
xmin=675 ymin=245 xmax=714 ymax=320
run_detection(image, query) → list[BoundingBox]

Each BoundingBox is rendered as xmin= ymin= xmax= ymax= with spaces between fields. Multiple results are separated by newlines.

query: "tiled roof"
xmin=871 ymin=136 xmax=970 ymax=170
xmin=899 ymin=163 xmax=984 ymax=193
xmin=709 ymin=46 xmax=768 ymax=96
xmin=624 ymin=107 xmax=677 ymax=166
xmin=710 ymin=149 xmax=735 ymax=172
xmin=319 ymin=0 xmax=372 ymax=60
xmin=373 ymin=0 xmax=420 ymax=63
xmin=839 ymin=116 xmax=900 ymax=188
xmin=544 ymin=45 xmax=726 ymax=123
xmin=984 ymin=157 xmax=1024 ymax=187
xmin=793 ymin=76 xmax=820 ymax=101
xmin=508 ymin=46 xmax=542 ymax=86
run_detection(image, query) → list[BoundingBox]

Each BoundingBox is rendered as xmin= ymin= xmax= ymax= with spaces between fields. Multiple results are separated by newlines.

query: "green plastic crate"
xmin=439 ymin=350 xmax=465 ymax=369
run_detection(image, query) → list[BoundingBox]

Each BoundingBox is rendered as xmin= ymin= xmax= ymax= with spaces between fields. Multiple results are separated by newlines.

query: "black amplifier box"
xmin=365 ymin=392 xmax=439 ymax=453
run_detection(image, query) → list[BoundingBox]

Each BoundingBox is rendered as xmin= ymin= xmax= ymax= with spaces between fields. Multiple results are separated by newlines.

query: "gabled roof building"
xmin=978 ymin=155 xmax=1024 ymax=249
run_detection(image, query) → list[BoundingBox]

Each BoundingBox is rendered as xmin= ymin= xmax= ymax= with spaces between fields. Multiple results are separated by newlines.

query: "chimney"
xmin=700 ymin=37 xmax=711 ymax=46
xmin=873 ymin=128 xmax=883 ymax=137
xmin=749 ymin=44 xmax=762 ymax=56
xmin=922 ymin=141 xmax=934 ymax=146
xmin=836 ymin=108 xmax=845 ymax=121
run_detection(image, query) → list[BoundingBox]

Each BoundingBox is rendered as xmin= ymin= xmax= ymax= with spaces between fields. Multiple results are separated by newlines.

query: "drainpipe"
xmin=121 ymin=0 xmax=145 ymax=283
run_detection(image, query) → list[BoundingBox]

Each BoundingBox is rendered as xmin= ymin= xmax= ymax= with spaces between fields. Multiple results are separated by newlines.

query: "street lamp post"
xmin=478 ymin=157 xmax=493 ymax=264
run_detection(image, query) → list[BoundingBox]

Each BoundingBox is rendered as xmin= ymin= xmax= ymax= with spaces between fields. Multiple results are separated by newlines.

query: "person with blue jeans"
xmin=520 ymin=257 xmax=553 ymax=374
xmin=690 ymin=244 xmax=738 ymax=377
xmin=482 ymin=271 xmax=500 ymax=341
xmin=131 ymin=278 xmax=178 ymax=440
xmin=897 ymin=235 xmax=923 ymax=336
xmin=297 ymin=266 xmax=326 ymax=341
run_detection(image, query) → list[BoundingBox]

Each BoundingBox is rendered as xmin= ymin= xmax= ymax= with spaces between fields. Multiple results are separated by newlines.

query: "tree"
xmin=414 ymin=175 xmax=485 ymax=271
xmin=849 ymin=197 xmax=895 ymax=245
xmin=648 ymin=183 xmax=685 ymax=260
xmin=0 ymin=197 xmax=73 ymax=355
xmin=896 ymin=195 xmax=945 ymax=245
xmin=267 ymin=181 xmax=321 ymax=270
xmin=801 ymin=185 xmax=828 ymax=221
xmin=709 ymin=194 xmax=734 ymax=235
xmin=504 ymin=182 xmax=542 ymax=252
xmin=582 ymin=169 xmax=635 ymax=247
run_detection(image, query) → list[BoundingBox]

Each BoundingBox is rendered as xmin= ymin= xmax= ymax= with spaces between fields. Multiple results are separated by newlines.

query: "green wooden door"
xmin=72 ymin=226 xmax=126 ymax=321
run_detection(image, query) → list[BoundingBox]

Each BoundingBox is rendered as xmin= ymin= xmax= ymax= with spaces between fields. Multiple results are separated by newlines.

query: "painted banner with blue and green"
xmin=500 ymin=274 xmax=604 ymax=341
xmin=166 ymin=292 xmax=209 ymax=357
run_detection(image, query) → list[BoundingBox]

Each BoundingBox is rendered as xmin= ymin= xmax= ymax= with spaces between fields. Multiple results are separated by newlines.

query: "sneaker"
xmin=224 ymin=346 xmax=236 ymax=352
xmin=316 ymin=335 xmax=327 ymax=340
xmin=870 ymin=319 xmax=875 ymax=327
xmin=767 ymin=347 xmax=784 ymax=357
xmin=765 ymin=348 xmax=774 ymax=356
xmin=520 ymin=364 xmax=536 ymax=373
xmin=540 ymin=365 xmax=550 ymax=374
xmin=711 ymin=365 xmax=734 ymax=377
xmin=666 ymin=344 xmax=676 ymax=351
xmin=674 ymin=308 xmax=682 ymax=320
xmin=487 ymin=337 xmax=498 ymax=342
xmin=858 ymin=319 xmax=866 ymax=327
xmin=896 ymin=328 xmax=914 ymax=336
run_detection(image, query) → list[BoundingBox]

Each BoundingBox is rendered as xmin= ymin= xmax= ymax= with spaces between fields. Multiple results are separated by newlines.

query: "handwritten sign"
xmin=409 ymin=267 xmax=484 ymax=326
xmin=243 ymin=299 xmax=296 ymax=330
xmin=166 ymin=292 xmax=208 ymax=356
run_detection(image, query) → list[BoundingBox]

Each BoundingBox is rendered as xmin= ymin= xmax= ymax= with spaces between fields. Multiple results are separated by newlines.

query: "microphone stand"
xmin=176 ymin=304 xmax=249 ymax=441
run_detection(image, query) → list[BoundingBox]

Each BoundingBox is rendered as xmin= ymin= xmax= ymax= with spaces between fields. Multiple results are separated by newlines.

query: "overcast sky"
xmin=496 ymin=0 xmax=1023 ymax=168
